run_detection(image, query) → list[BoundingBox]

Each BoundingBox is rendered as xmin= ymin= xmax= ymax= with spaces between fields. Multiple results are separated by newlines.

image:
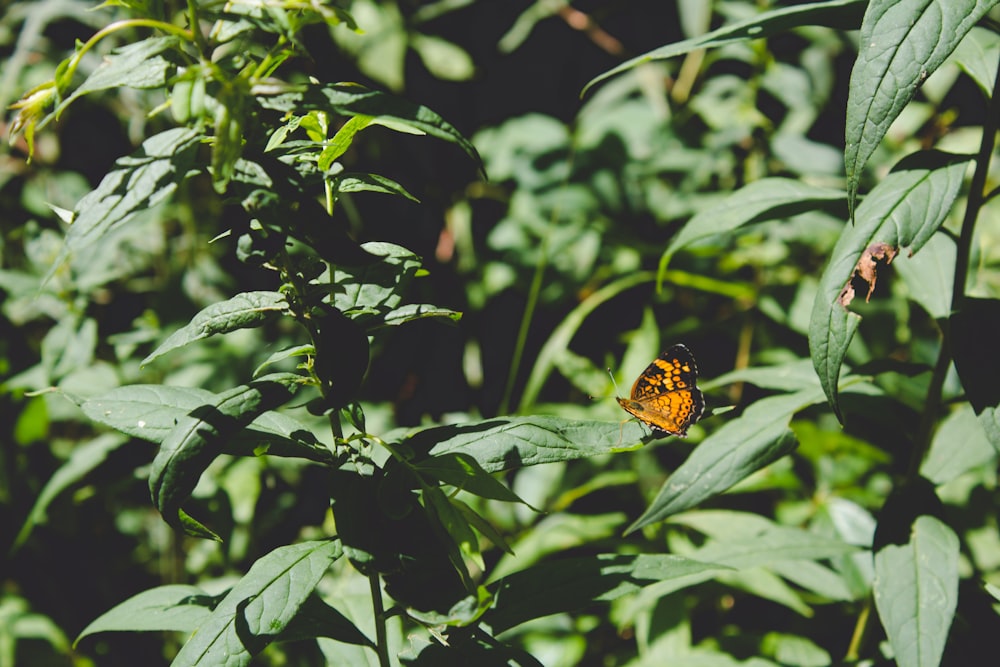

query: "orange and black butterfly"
xmin=616 ymin=344 xmax=705 ymax=437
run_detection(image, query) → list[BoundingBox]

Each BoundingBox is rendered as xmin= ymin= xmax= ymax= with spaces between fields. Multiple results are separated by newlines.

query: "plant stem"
xmin=950 ymin=52 xmax=1000 ymax=314
xmin=369 ymin=572 xmax=391 ymax=667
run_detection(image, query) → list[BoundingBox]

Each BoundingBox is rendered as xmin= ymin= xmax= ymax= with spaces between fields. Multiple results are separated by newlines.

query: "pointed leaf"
xmin=78 ymin=585 xmax=216 ymax=638
xmin=809 ymin=151 xmax=970 ymax=421
xmin=49 ymin=127 xmax=202 ymax=279
xmin=659 ymin=178 xmax=846 ymax=272
xmin=584 ymin=0 xmax=865 ymax=95
xmin=485 ymin=554 xmax=728 ymax=633
xmin=873 ymin=516 xmax=959 ymax=667
xmin=143 ymin=291 xmax=289 ymax=364
xmin=149 ymin=373 xmax=304 ymax=538
xmin=629 ymin=388 xmax=826 ymax=532
xmin=172 ymin=540 xmax=342 ymax=665
xmin=845 ymin=0 xmax=997 ymax=212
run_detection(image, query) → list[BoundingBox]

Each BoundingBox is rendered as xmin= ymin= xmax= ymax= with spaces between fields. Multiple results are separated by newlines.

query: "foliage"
xmin=2 ymin=0 xmax=1000 ymax=666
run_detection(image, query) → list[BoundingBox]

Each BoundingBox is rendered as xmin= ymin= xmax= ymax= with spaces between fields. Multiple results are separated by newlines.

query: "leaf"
xmin=49 ymin=127 xmax=202 ymax=280
xmin=893 ymin=232 xmax=955 ymax=320
xmin=658 ymin=178 xmax=846 ymax=273
xmin=255 ymin=81 xmax=484 ymax=178
xmin=628 ymin=388 xmax=826 ymax=533
xmin=873 ymin=516 xmax=959 ymax=667
xmin=80 ymin=384 xmax=334 ymax=463
xmin=56 ymin=36 xmax=179 ymax=113
xmin=844 ymin=0 xmax=998 ymax=213
xmin=14 ymin=433 xmax=127 ymax=549
xmin=920 ymin=404 xmax=997 ymax=484
xmin=77 ymin=585 xmax=216 ymax=638
xmin=583 ymin=0 xmax=866 ymax=95
xmin=407 ymin=416 xmax=651 ymax=474
xmin=382 ymin=303 xmax=461 ymax=326
xmin=332 ymin=242 xmax=423 ymax=320
xmin=484 ymin=553 xmax=729 ymax=634
xmin=336 ymin=173 xmax=419 ymax=201
xmin=416 ymin=452 xmax=527 ymax=504
xmin=950 ymin=297 xmax=1000 ymax=418
xmin=808 ymin=151 xmax=970 ymax=422
xmin=149 ymin=373 xmax=305 ymax=538
xmin=142 ymin=291 xmax=289 ymax=365
xmin=171 ymin=540 xmax=343 ymax=665
xmin=952 ymin=26 xmax=1000 ymax=97
xmin=318 ymin=115 xmax=374 ymax=171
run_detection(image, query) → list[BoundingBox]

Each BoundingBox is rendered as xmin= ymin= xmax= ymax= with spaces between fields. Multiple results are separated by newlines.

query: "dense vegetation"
xmin=2 ymin=1 xmax=999 ymax=665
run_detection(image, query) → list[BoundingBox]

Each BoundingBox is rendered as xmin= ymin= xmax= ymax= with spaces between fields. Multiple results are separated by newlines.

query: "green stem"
xmin=369 ymin=572 xmax=391 ymax=667
xmin=950 ymin=53 xmax=1000 ymax=314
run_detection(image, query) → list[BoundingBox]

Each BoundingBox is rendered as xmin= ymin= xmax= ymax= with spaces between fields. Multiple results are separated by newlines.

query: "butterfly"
xmin=616 ymin=343 xmax=705 ymax=437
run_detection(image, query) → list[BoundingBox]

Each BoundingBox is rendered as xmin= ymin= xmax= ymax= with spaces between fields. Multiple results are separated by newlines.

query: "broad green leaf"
xmin=658 ymin=178 xmax=846 ymax=273
xmin=337 ymin=173 xmax=419 ymax=201
xmin=318 ymin=115 xmax=374 ymax=171
xmin=873 ymin=516 xmax=959 ymax=667
xmin=809 ymin=151 xmax=970 ymax=421
xmin=673 ymin=512 xmax=859 ymax=567
xmin=149 ymin=373 xmax=305 ymax=538
xmin=142 ymin=291 xmax=289 ymax=365
xmin=416 ymin=452 xmax=526 ymax=504
xmin=952 ymin=27 xmax=1000 ymax=96
xmin=254 ymin=82 xmax=484 ymax=177
xmin=411 ymin=34 xmax=476 ymax=81
xmin=713 ymin=567 xmax=813 ymax=617
xmin=409 ymin=416 xmax=651 ymax=474
xmin=172 ymin=540 xmax=343 ymax=665
xmin=893 ymin=231 xmax=955 ymax=320
xmin=80 ymin=384 xmax=334 ymax=463
xmin=14 ymin=433 xmax=126 ymax=548
xmin=921 ymin=404 xmax=997 ymax=483
xmin=706 ymin=358 xmax=824 ymax=393
xmin=48 ymin=127 xmax=202 ymax=280
xmin=78 ymin=585 xmax=215 ymax=638
xmin=382 ymin=303 xmax=461 ymax=326
xmin=628 ymin=388 xmax=826 ymax=533
xmin=485 ymin=553 xmax=728 ymax=634
xmin=583 ymin=0 xmax=865 ymax=95
xmin=56 ymin=36 xmax=179 ymax=114
xmin=489 ymin=513 xmax=627 ymax=583
xmin=845 ymin=0 xmax=998 ymax=213
xmin=332 ymin=242 xmax=423 ymax=319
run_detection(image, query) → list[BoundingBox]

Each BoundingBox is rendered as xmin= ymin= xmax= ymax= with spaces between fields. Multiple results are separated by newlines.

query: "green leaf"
xmin=416 ymin=452 xmax=527 ymax=504
xmin=77 ymin=585 xmax=215 ymax=638
xmin=673 ymin=511 xmax=859 ymax=567
xmin=893 ymin=232 xmax=955 ymax=320
xmin=142 ymin=291 xmax=289 ymax=365
xmin=318 ymin=115 xmax=374 ymax=171
xmin=484 ymin=554 xmax=729 ymax=634
xmin=920 ymin=404 xmax=998 ymax=484
xmin=407 ymin=416 xmax=651 ymax=475
xmin=336 ymin=173 xmax=420 ymax=201
xmin=952 ymin=26 xmax=1000 ymax=97
xmin=844 ymin=0 xmax=998 ymax=213
xmin=172 ymin=540 xmax=343 ymax=665
xmin=149 ymin=373 xmax=305 ymax=538
xmin=382 ymin=303 xmax=461 ymax=326
xmin=56 ymin=36 xmax=179 ymax=114
xmin=628 ymin=388 xmax=826 ymax=533
xmin=583 ymin=0 xmax=866 ymax=95
xmin=14 ymin=433 xmax=127 ymax=549
xmin=48 ymin=127 xmax=202 ymax=280
xmin=80 ymin=384 xmax=334 ymax=463
xmin=658 ymin=178 xmax=846 ymax=273
xmin=255 ymin=81 xmax=484 ymax=177
xmin=950 ymin=297 xmax=1000 ymax=420
xmin=332 ymin=242 xmax=423 ymax=320
xmin=808 ymin=151 xmax=970 ymax=421
xmin=873 ymin=516 xmax=959 ymax=667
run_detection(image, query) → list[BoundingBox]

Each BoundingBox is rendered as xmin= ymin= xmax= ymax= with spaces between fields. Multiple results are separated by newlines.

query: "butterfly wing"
xmin=618 ymin=344 xmax=705 ymax=436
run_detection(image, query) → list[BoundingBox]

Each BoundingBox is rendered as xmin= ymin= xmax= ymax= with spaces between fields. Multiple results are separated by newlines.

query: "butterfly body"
xmin=617 ymin=344 xmax=704 ymax=437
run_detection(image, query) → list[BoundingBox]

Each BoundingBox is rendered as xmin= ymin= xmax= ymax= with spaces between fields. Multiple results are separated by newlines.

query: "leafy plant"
xmin=4 ymin=0 xmax=1000 ymax=666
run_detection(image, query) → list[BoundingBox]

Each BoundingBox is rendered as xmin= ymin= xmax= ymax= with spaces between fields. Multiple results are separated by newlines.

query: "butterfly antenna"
xmin=607 ymin=367 xmax=622 ymax=398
